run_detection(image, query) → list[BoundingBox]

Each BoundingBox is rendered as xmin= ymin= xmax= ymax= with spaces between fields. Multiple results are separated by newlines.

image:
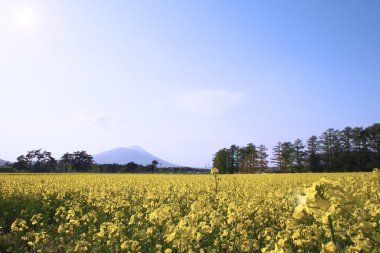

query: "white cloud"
xmin=70 ymin=110 xmax=116 ymax=132
xmin=172 ymin=89 xmax=244 ymax=115
xmin=93 ymin=114 xmax=114 ymax=132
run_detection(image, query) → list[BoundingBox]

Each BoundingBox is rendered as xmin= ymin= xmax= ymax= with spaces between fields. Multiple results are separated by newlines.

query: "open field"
xmin=0 ymin=172 xmax=379 ymax=252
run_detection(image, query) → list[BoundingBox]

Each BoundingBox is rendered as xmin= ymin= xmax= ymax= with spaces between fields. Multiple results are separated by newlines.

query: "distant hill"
xmin=0 ymin=159 xmax=10 ymax=166
xmin=93 ymin=146 xmax=181 ymax=167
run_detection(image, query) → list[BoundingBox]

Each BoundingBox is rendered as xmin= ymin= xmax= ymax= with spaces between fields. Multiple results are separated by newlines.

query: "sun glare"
xmin=14 ymin=6 xmax=38 ymax=29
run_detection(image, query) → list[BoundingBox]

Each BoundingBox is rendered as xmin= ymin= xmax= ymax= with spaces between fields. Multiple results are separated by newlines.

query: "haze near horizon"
xmin=0 ymin=1 xmax=379 ymax=167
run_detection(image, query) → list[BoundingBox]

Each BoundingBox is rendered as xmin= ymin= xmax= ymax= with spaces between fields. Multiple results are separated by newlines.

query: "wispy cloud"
xmin=93 ymin=114 xmax=114 ymax=132
xmin=70 ymin=110 xmax=118 ymax=132
xmin=171 ymin=89 xmax=244 ymax=115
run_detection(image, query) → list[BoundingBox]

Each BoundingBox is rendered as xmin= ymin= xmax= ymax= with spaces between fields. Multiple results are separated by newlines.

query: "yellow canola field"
xmin=0 ymin=171 xmax=379 ymax=253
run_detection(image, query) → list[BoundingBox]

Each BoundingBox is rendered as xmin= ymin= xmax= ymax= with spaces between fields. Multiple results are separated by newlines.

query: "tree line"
xmin=213 ymin=123 xmax=380 ymax=173
xmin=13 ymin=150 xmax=95 ymax=173
xmin=10 ymin=150 xmax=204 ymax=173
xmin=12 ymin=150 xmax=160 ymax=173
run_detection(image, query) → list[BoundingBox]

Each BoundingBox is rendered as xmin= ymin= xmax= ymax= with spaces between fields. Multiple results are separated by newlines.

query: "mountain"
xmin=0 ymin=159 xmax=10 ymax=166
xmin=93 ymin=146 xmax=181 ymax=167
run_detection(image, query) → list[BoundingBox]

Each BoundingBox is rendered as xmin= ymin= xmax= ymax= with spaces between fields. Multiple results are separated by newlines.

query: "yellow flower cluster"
xmin=0 ymin=170 xmax=378 ymax=252
xmin=289 ymin=169 xmax=380 ymax=252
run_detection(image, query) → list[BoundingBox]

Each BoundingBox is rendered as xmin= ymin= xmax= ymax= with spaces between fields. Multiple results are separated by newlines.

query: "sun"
xmin=14 ymin=6 xmax=38 ymax=29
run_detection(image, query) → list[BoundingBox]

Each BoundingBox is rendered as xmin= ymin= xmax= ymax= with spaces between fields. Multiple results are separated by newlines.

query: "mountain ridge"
xmin=93 ymin=146 xmax=181 ymax=167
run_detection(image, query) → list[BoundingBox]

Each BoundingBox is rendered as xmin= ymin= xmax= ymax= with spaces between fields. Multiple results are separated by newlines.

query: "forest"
xmin=213 ymin=123 xmax=380 ymax=173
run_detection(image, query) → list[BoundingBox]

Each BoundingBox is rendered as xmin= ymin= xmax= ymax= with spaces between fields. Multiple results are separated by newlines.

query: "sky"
xmin=0 ymin=1 xmax=379 ymax=167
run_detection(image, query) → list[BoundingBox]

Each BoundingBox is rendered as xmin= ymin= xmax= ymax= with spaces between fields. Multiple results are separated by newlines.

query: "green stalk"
xmin=214 ymin=175 xmax=219 ymax=194
xmin=328 ymin=215 xmax=336 ymax=245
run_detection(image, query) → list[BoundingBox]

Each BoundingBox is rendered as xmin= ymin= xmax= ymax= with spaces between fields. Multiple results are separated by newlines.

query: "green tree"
xmin=36 ymin=151 xmax=56 ymax=172
xmin=126 ymin=162 xmax=138 ymax=173
xmin=213 ymin=148 xmax=229 ymax=174
xmin=366 ymin=123 xmax=380 ymax=169
xmin=17 ymin=149 xmax=57 ymax=173
xmin=26 ymin=149 xmax=38 ymax=172
xmin=150 ymin=160 xmax=159 ymax=174
xmin=293 ymin=139 xmax=306 ymax=172
xmin=71 ymin=151 xmax=93 ymax=172
xmin=13 ymin=155 xmax=30 ymax=172
xmin=272 ymin=142 xmax=283 ymax=172
xmin=281 ymin=142 xmax=294 ymax=172
xmin=60 ymin=153 xmax=73 ymax=172
xmin=306 ymin=135 xmax=322 ymax=172
xmin=228 ymin=145 xmax=240 ymax=174
xmin=340 ymin=127 xmax=354 ymax=171
xmin=351 ymin=127 xmax=369 ymax=171
xmin=239 ymin=143 xmax=257 ymax=173
xmin=256 ymin=145 xmax=268 ymax=172
xmin=320 ymin=128 xmax=341 ymax=171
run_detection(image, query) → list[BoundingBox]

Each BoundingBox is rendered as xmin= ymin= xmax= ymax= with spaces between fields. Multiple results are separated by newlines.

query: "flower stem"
xmin=328 ymin=215 xmax=336 ymax=245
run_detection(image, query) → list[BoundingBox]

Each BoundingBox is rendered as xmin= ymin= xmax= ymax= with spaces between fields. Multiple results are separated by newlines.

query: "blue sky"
xmin=0 ymin=1 xmax=379 ymax=167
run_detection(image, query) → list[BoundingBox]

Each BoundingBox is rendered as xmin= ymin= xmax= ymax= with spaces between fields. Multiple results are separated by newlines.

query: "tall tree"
xmin=60 ymin=153 xmax=73 ymax=173
xmin=340 ymin=127 xmax=355 ymax=171
xmin=228 ymin=145 xmax=240 ymax=174
xmin=306 ymin=135 xmax=322 ymax=172
xmin=257 ymin=145 xmax=268 ymax=172
xmin=293 ymin=139 xmax=306 ymax=172
xmin=366 ymin=123 xmax=380 ymax=169
xmin=351 ymin=127 xmax=369 ymax=171
xmin=272 ymin=142 xmax=283 ymax=172
xmin=320 ymin=128 xmax=341 ymax=171
xmin=71 ymin=151 xmax=93 ymax=172
xmin=26 ymin=149 xmax=39 ymax=172
xmin=239 ymin=143 xmax=257 ymax=173
xmin=39 ymin=151 xmax=57 ymax=172
xmin=281 ymin=142 xmax=294 ymax=172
